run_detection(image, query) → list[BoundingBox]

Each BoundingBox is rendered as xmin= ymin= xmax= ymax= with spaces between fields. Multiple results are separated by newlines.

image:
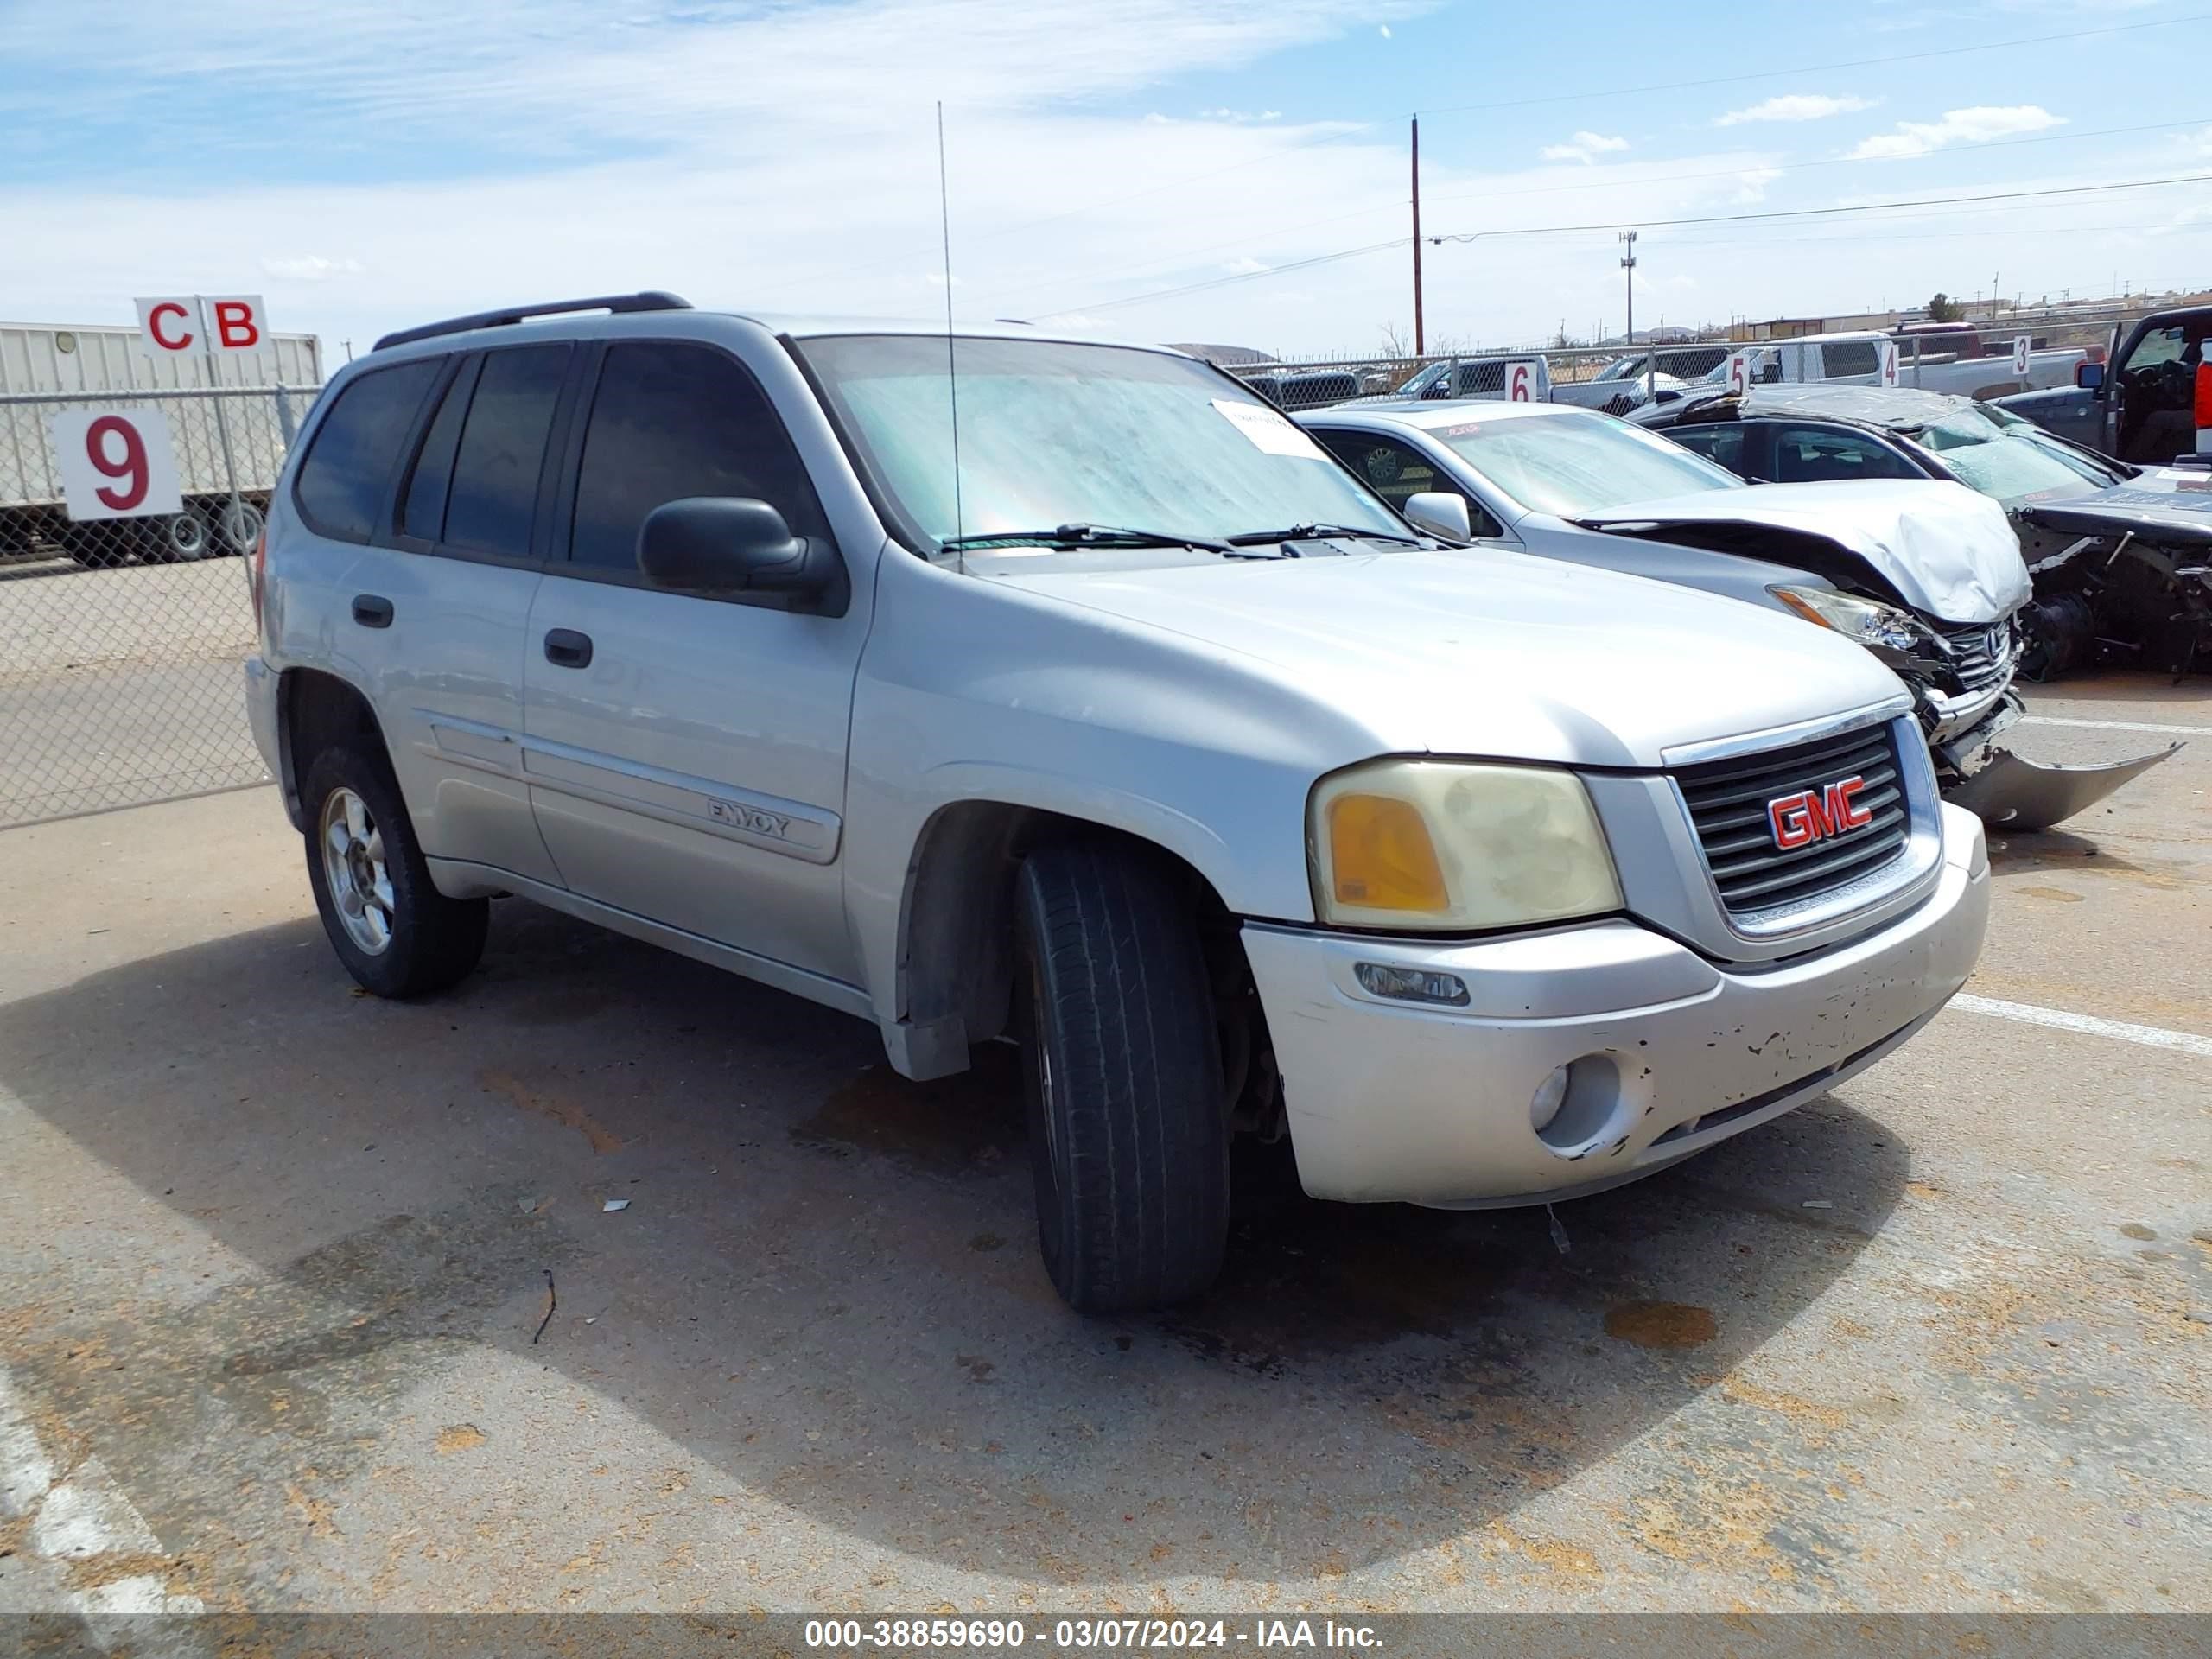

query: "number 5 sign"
xmin=48 ymin=408 xmax=183 ymax=521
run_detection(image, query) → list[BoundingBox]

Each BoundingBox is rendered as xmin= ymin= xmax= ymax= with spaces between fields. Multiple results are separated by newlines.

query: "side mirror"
xmin=2075 ymin=361 xmax=2106 ymax=391
xmin=638 ymin=498 xmax=843 ymax=611
xmin=1402 ymin=491 xmax=1472 ymax=542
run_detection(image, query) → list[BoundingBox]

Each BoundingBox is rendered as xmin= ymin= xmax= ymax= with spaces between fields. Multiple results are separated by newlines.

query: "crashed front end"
xmin=1575 ymin=482 xmax=2178 ymax=830
xmin=2012 ymin=471 xmax=2212 ymax=680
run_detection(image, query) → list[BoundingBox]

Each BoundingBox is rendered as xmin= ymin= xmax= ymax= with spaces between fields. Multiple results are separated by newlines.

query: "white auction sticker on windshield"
xmin=1212 ymin=399 xmax=1328 ymax=460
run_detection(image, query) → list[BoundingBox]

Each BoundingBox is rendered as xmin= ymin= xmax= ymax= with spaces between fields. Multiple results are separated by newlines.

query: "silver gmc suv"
xmin=244 ymin=294 xmax=1992 ymax=1313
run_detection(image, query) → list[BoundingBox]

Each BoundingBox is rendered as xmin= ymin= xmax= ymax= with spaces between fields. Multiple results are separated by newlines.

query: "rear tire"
xmin=302 ymin=745 xmax=488 ymax=998
xmin=1015 ymin=842 xmax=1230 ymax=1313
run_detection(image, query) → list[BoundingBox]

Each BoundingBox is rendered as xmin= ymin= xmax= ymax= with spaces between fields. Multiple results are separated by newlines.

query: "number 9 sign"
xmin=48 ymin=407 xmax=183 ymax=522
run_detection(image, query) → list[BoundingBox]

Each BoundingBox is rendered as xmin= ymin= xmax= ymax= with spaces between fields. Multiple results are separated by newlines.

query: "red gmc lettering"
xmin=213 ymin=301 xmax=261 ymax=349
xmin=148 ymin=302 xmax=194 ymax=353
xmin=1767 ymin=776 xmax=1870 ymax=851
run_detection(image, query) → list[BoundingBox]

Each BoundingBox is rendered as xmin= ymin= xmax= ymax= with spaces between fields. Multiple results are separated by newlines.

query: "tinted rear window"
xmin=293 ymin=360 xmax=441 ymax=543
xmin=444 ymin=345 xmax=570 ymax=556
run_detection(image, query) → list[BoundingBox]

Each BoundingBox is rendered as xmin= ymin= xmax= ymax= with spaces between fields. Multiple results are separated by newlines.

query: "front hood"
xmin=2016 ymin=466 xmax=2212 ymax=548
xmin=1578 ymin=479 xmax=2031 ymax=624
xmin=995 ymin=549 xmax=1907 ymax=769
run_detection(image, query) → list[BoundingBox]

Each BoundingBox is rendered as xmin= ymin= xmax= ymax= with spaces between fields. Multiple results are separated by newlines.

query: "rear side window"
xmin=292 ymin=360 xmax=441 ymax=543
xmin=567 ymin=341 xmax=825 ymax=574
xmin=399 ymin=356 xmax=481 ymax=542
xmin=1667 ymin=423 xmax=1747 ymax=476
xmin=443 ymin=345 xmax=570 ymax=557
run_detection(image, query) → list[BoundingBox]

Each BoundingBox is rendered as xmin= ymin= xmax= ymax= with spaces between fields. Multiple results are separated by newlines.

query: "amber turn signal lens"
xmin=1326 ymin=792 xmax=1448 ymax=912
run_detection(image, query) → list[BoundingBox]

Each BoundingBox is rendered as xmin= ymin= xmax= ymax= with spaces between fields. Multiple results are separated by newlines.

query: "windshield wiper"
xmin=938 ymin=522 xmax=1236 ymax=555
xmin=1225 ymin=522 xmax=1421 ymax=546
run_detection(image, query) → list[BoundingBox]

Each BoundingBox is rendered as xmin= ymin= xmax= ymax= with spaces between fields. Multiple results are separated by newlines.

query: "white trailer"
xmin=0 ymin=321 xmax=324 ymax=563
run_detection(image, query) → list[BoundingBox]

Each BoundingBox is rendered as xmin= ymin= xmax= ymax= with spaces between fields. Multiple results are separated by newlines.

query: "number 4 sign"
xmin=48 ymin=407 xmax=184 ymax=521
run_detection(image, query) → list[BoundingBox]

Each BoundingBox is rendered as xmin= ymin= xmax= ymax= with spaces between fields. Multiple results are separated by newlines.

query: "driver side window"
xmin=1314 ymin=430 xmax=1504 ymax=537
xmin=567 ymin=341 xmax=826 ymax=574
xmin=1766 ymin=424 xmax=1918 ymax=484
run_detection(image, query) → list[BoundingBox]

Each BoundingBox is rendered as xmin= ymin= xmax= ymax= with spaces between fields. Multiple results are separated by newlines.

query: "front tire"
xmin=302 ymin=745 xmax=487 ymax=997
xmin=1015 ymin=842 xmax=1230 ymax=1313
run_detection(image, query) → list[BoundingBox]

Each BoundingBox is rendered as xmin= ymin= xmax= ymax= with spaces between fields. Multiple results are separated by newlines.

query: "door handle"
xmin=543 ymin=628 xmax=594 ymax=669
xmin=351 ymin=594 xmax=393 ymax=629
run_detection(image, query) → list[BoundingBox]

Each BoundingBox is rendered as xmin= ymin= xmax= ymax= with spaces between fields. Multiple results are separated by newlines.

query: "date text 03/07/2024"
xmin=802 ymin=1617 xmax=1385 ymax=1650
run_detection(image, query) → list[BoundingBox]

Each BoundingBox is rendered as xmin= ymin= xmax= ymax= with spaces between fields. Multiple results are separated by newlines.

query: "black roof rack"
xmin=372 ymin=291 xmax=692 ymax=352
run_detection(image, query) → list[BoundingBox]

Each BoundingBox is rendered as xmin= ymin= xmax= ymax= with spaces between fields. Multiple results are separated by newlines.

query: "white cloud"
xmin=1732 ymin=167 xmax=1783 ymax=204
xmin=1846 ymin=104 xmax=2064 ymax=161
xmin=1715 ymin=93 xmax=1876 ymax=127
xmin=1540 ymin=130 xmax=1630 ymax=165
xmin=1197 ymin=107 xmax=1281 ymax=123
xmin=1220 ymin=257 xmax=1268 ymax=275
xmin=1378 ymin=23 xmax=1391 ymax=36
xmin=260 ymin=255 xmax=363 ymax=283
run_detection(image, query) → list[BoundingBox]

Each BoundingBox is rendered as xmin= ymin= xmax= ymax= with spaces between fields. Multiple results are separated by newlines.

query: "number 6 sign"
xmin=48 ymin=407 xmax=184 ymax=521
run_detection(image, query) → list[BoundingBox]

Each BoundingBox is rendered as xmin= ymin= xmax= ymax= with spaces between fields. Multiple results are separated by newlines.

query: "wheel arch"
xmin=277 ymin=667 xmax=390 ymax=824
xmin=887 ymin=798 xmax=1249 ymax=1082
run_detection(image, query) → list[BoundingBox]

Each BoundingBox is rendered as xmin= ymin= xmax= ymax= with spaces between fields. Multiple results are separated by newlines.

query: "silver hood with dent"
xmin=1577 ymin=479 xmax=2031 ymax=625
xmin=995 ymin=546 xmax=1909 ymax=771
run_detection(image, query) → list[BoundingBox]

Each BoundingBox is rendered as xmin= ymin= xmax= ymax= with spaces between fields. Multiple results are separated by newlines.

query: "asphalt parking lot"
xmin=0 ymin=673 xmax=2205 ymax=1635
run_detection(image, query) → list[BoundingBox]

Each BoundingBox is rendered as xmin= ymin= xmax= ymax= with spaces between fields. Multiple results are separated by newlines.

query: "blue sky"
xmin=3 ymin=0 xmax=2209 ymax=358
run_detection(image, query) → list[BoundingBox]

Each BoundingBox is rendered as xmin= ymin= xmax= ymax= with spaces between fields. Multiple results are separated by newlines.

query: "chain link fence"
xmin=0 ymin=385 xmax=320 ymax=827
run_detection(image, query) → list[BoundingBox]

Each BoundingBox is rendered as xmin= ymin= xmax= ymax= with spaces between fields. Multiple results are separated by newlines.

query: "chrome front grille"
xmin=1674 ymin=721 xmax=1910 ymax=917
xmin=1939 ymin=618 xmax=2015 ymax=698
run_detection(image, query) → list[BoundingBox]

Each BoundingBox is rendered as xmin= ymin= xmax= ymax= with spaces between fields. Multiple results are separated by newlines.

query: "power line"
xmin=1035 ymin=171 xmax=2212 ymax=317
xmin=1424 ymin=173 xmax=2212 ymax=245
xmin=1413 ymin=10 xmax=2212 ymax=118
xmin=984 ymin=113 xmax=2212 ymax=312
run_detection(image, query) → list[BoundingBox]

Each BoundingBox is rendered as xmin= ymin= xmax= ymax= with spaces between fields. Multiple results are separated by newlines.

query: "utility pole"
xmin=1619 ymin=231 xmax=1639 ymax=393
xmin=1410 ymin=117 xmax=1425 ymax=357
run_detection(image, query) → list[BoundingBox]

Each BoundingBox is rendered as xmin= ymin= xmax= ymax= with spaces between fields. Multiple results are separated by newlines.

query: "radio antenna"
xmin=937 ymin=100 xmax=965 ymax=567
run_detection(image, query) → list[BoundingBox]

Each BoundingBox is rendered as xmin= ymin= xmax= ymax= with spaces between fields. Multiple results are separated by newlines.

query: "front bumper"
xmin=1243 ymin=802 xmax=1990 ymax=1208
xmin=1936 ymin=693 xmax=2180 ymax=831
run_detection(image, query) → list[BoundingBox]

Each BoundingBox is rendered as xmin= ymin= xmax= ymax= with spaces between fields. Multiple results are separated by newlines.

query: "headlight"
xmin=1769 ymin=584 xmax=1925 ymax=652
xmin=1310 ymin=760 xmax=1623 ymax=931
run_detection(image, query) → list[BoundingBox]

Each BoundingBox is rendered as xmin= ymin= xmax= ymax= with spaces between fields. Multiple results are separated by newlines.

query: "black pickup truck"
xmin=1999 ymin=305 xmax=2212 ymax=463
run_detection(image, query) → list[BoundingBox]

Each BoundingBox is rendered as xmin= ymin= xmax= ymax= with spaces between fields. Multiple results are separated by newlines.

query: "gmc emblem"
xmin=1768 ymin=776 xmax=1873 ymax=850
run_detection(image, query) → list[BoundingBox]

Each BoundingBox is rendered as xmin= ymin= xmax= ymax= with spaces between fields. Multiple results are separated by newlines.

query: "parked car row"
xmin=254 ymin=295 xmax=2139 ymax=1318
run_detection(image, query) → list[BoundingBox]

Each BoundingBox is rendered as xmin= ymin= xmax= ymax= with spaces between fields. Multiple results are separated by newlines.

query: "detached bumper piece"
xmin=1936 ymin=693 xmax=2180 ymax=831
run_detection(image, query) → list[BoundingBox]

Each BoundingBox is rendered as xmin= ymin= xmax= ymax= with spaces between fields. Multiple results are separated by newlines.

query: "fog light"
xmin=1354 ymin=962 xmax=1470 ymax=1007
xmin=1530 ymin=1064 xmax=1572 ymax=1132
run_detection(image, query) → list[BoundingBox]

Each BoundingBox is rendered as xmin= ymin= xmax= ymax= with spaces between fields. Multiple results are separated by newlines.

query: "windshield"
xmin=796 ymin=334 xmax=1407 ymax=550
xmin=1907 ymin=405 xmax=2107 ymax=502
xmin=1428 ymin=410 xmax=1745 ymax=515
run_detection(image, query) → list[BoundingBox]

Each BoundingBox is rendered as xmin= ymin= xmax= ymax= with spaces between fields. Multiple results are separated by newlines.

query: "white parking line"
xmin=2020 ymin=715 xmax=2212 ymax=738
xmin=1951 ymin=993 xmax=2212 ymax=1059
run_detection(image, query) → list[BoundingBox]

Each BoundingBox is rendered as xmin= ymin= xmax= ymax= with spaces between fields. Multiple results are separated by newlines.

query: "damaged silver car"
xmin=1301 ymin=399 xmax=2173 ymax=830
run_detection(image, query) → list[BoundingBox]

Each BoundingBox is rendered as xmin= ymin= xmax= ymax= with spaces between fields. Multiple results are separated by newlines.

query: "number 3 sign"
xmin=48 ymin=408 xmax=184 ymax=521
